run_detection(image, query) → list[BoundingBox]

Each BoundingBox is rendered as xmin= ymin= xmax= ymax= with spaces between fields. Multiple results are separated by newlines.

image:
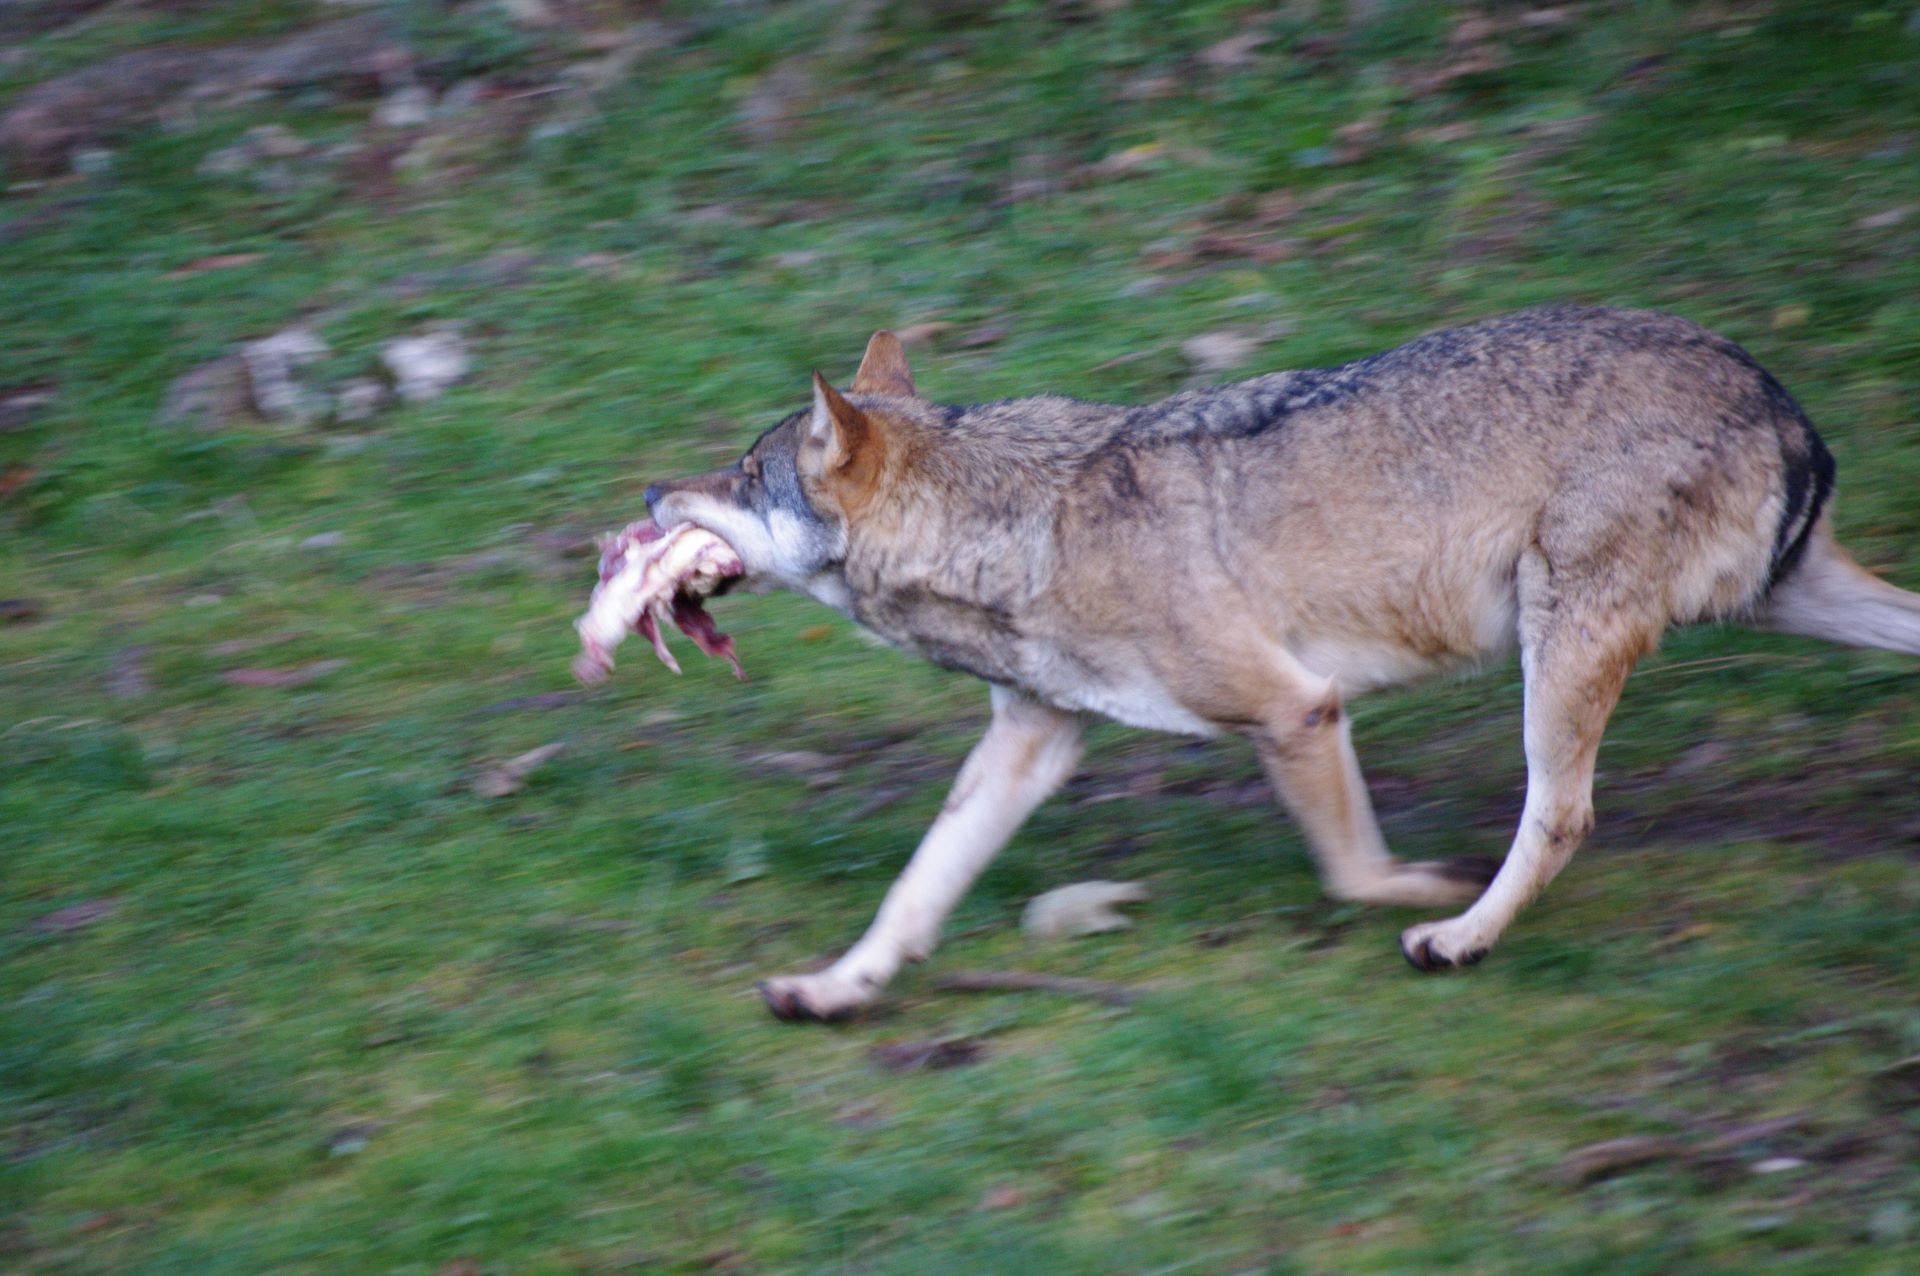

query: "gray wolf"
xmin=641 ymin=306 xmax=1919 ymax=1021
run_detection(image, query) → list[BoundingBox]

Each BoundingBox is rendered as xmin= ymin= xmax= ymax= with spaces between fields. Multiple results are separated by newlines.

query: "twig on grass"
xmin=932 ymin=969 xmax=1140 ymax=1007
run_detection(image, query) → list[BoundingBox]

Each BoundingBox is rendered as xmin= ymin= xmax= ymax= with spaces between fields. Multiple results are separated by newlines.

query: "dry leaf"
xmin=1652 ymin=921 xmax=1717 ymax=951
xmin=472 ymin=741 xmax=567 ymax=798
xmin=893 ymin=321 xmax=952 ymax=346
xmin=208 ymin=632 xmax=300 ymax=657
xmin=1857 ymin=205 xmax=1914 ymax=231
xmin=323 ymin=1120 xmax=382 ymax=1158
xmin=869 ymin=1037 xmax=984 ymax=1072
xmin=1558 ymin=1135 xmax=1678 ymax=1186
xmin=1021 ymin=880 xmax=1150 ymax=940
xmin=163 ymin=253 xmax=264 ymax=280
xmin=29 ymin=898 xmax=118 ymax=935
xmin=106 ymin=644 xmax=151 ymax=700
xmin=221 ymin=660 xmax=346 ymax=688
xmin=978 ymin=1185 xmax=1024 ymax=1211
xmin=1449 ymin=13 xmax=1500 ymax=47
xmin=1084 ymin=140 xmax=1165 ymax=179
xmin=0 ymin=463 xmax=35 ymax=502
xmin=1116 ymin=71 xmax=1177 ymax=102
xmin=739 ymin=61 xmax=813 ymax=143
xmin=1199 ymin=31 xmax=1268 ymax=70
xmin=960 ymin=323 xmax=1009 ymax=348
xmin=1870 ymin=1055 xmax=1920 ymax=1109
xmin=1189 ymin=230 xmax=1296 ymax=264
xmin=1517 ymin=7 xmax=1573 ymax=29
xmin=1752 ymin=1156 xmax=1807 ymax=1174
xmin=0 ymin=382 xmax=55 ymax=431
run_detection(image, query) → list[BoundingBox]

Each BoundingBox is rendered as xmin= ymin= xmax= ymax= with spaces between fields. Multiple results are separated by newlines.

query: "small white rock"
xmin=1856 ymin=205 xmax=1914 ymax=231
xmin=1022 ymin=881 xmax=1150 ymax=941
xmin=1182 ymin=329 xmax=1259 ymax=375
xmin=374 ymin=84 xmax=435 ymax=129
xmin=498 ymin=0 xmax=554 ymax=24
xmin=210 ymin=125 xmax=305 ymax=166
xmin=301 ymin=531 xmax=346 ymax=549
xmin=381 ymin=330 xmax=471 ymax=403
xmin=198 ymin=143 xmax=252 ymax=177
xmin=248 ymin=124 xmax=309 ymax=160
xmin=241 ymin=326 xmax=331 ymax=424
xmin=1752 ymin=1156 xmax=1808 ymax=1175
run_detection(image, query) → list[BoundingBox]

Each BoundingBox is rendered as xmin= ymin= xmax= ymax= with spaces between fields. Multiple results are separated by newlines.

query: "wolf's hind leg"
xmin=1401 ymin=552 xmax=1650 ymax=970
xmin=1254 ymin=672 xmax=1497 ymax=908
xmin=759 ymin=687 xmax=1082 ymax=1022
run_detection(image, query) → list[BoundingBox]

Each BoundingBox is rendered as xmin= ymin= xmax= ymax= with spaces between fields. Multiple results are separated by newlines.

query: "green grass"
xmin=4 ymin=2 xmax=1919 ymax=1271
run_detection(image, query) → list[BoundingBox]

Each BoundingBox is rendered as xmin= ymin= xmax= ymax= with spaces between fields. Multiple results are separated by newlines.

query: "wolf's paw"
xmin=757 ymin=970 xmax=879 ymax=1023
xmin=1338 ymin=857 xmax=1499 ymax=908
xmin=1399 ymin=917 xmax=1493 ymax=972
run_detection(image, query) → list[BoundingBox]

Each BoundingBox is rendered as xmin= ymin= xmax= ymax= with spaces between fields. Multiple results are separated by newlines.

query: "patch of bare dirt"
xmin=1 ymin=15 xmax=404 ymax=175
xmin=1057 ymin=725 xmax=1919 ymax=864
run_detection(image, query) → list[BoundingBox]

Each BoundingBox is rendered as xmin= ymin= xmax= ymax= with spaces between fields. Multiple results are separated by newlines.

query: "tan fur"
xmin=642 ymin=306 xmax=1914 ymax=1019
xmin=848 ymin=330 xmax=917 ymax=397
xmin=808 ymin=372 xmax=891 ymax=517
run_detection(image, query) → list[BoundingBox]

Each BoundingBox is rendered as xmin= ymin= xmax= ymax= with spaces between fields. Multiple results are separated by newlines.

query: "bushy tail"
xmin=1761 ymin=521 xmax=1920 ymax=655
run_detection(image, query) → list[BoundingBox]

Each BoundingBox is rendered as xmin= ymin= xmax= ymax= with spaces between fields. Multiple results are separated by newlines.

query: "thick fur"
xmin=642 ymin=309 xmax=1915 ymax=1020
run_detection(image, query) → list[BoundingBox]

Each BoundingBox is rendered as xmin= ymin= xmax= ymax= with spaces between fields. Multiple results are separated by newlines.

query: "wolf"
xmin=641 ymin=305 xmax=1920 ymax=1022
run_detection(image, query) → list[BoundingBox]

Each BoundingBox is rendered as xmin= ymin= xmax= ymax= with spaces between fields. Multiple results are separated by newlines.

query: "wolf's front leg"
xmin=759 ymin=688 xmax=1083 ymax=1022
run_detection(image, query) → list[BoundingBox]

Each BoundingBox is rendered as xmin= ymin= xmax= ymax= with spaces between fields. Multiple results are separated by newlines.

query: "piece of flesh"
xmin=571 ymin=519 xmax=745 ymax=684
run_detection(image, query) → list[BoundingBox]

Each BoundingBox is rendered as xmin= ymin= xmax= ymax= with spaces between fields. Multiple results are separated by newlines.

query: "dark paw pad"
xmin=1402 ymin=936 xmax=1450 ymax=972
xmin=757 ymin=980 xmax=835 ymax=1023
xmin=1401 ymin=935 xmax=1487 ymax=972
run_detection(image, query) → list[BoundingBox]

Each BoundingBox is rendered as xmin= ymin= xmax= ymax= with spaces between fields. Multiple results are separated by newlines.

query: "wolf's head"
xmin=644 ymin=332 xmax=920 ymax=607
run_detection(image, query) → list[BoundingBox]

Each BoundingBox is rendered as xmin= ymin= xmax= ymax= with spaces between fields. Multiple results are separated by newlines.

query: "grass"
xmin=3 ymin=1 xmax=1919 ymax=1271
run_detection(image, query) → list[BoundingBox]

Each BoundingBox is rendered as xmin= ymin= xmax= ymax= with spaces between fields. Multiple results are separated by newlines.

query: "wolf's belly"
xmin=1287 ymin=633 xmax=1503 ymax=696
xmin=988 ymin=639 xmax=1215 ymax=736
xmin=861 ymin=608 xmax=1222 ymax=736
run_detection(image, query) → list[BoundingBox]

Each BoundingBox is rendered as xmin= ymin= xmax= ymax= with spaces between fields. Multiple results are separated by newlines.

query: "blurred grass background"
xmin=2 ymin=1 xmax=1918 ymax=1271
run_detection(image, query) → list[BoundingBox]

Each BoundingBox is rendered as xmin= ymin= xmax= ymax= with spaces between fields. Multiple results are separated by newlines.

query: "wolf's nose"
xmin=643 ymin=484 xmax=664 ymax=510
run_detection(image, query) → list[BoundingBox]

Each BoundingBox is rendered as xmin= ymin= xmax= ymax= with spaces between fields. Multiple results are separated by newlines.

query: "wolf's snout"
xmin=643 ymin=483 xmax=666 ymax=511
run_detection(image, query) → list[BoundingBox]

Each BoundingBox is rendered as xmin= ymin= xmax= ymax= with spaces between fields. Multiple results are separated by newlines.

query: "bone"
xmin=572 ymin=519 xmax=744 ymax=683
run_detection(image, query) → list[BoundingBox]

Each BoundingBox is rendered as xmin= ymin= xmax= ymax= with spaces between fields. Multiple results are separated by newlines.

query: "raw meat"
xmin=572 ymin=520 xmax=744 ymax=684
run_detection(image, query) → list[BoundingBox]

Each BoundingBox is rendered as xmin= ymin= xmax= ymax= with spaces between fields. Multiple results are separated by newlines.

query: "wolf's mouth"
xmin=571 ymin=519 xmax=746 ymax=683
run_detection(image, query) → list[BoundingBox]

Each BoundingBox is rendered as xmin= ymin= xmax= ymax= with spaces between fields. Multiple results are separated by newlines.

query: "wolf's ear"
xmin=806 ymin=370 xmax=875 ymax=474
xmin=849 ymin=330 xmax=916 ymax=397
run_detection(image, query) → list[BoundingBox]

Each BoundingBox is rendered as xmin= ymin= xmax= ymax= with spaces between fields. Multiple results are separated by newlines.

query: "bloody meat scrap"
xmin=571 ymin=520 xmax=745 ymax=684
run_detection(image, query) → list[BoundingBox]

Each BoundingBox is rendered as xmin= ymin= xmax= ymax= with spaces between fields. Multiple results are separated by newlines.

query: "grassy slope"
xmin=3 ymin=2 xmax=1918 ymax=1271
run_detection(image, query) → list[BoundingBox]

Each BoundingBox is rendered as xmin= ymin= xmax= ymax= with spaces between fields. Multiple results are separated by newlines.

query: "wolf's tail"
xmin=1761 ymin=519 xmax=1920 ymax=655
